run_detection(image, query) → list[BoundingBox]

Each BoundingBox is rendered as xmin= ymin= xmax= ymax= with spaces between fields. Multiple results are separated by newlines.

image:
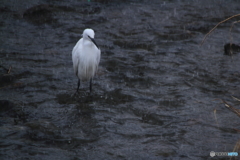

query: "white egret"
xmin=72 ymin=28 xmax=101 ymax=93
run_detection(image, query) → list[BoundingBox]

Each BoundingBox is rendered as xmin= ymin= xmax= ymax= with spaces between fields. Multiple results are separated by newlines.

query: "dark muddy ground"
xmin=1 ymin=0 xmax=240 ymax=159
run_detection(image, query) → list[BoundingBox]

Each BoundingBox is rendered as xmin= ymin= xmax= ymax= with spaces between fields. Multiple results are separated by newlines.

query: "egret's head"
xmin=82 ymin=28 xmax=99 ymax=49
xmin=83 ymin=28 xmax=95 ymax=39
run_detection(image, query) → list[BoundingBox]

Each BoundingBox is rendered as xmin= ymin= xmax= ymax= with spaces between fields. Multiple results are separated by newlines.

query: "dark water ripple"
xmin=1 ymin=0 xmax=240 ymax=159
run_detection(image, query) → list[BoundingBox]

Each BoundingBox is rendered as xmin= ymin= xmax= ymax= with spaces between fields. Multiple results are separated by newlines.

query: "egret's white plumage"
xmin=72 ymin=28 xmax=101 ymax=93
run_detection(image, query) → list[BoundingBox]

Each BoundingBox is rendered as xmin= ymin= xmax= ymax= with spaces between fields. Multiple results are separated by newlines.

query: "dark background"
xmin=1 ymin=0 xmax=240 ymax=159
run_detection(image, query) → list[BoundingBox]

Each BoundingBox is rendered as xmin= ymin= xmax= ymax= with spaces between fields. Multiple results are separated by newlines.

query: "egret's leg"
xmin=89 ymin=78 xmax=92 ymax=93
xmin=76 ymin=79 xmax=80 ymax=92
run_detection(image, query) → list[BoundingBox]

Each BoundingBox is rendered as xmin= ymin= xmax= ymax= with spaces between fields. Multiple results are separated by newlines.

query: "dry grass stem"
xmin=231 ymin=96 xmax=240 ymax=102
xmin=230 ymin=139 xmax=240 ymax=160
xmin=7 ymin=66 xmax=12 ymax=74
xmin=200 ymin=13 xmax=240 ymax=46
xmin=228 ymin=20 xmax=240 ymax=55
xmin=213 ymin=109 xmax=219 ymax=128
xmin=221 ymin=99 xmax=240 ymax=117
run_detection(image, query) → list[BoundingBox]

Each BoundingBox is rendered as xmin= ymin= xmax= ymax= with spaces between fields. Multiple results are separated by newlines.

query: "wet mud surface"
xmin=1 ymin=0 xmax=240 ymax=159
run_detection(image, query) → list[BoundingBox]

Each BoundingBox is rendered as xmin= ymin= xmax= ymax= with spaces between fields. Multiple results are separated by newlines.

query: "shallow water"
xmin=1 ymin=0 xmax=240 ymax=159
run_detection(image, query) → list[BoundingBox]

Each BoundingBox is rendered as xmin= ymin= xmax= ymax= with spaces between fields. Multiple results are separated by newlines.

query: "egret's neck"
xmin=83 ymin=38 xmax=93 ymax=46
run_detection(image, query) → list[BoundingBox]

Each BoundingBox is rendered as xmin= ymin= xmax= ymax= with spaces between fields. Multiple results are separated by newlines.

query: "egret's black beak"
xmin=88 ymin=36 xmax=99 ymax=49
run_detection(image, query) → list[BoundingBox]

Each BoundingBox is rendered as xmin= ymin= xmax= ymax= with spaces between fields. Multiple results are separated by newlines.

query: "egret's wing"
xmin=72 ymin=39 xmax=82 ymax=76
xmin=72 ymin=54 xmax=79 ymax=76
xmin=97 ymin=48 xmax=101 ymax=65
